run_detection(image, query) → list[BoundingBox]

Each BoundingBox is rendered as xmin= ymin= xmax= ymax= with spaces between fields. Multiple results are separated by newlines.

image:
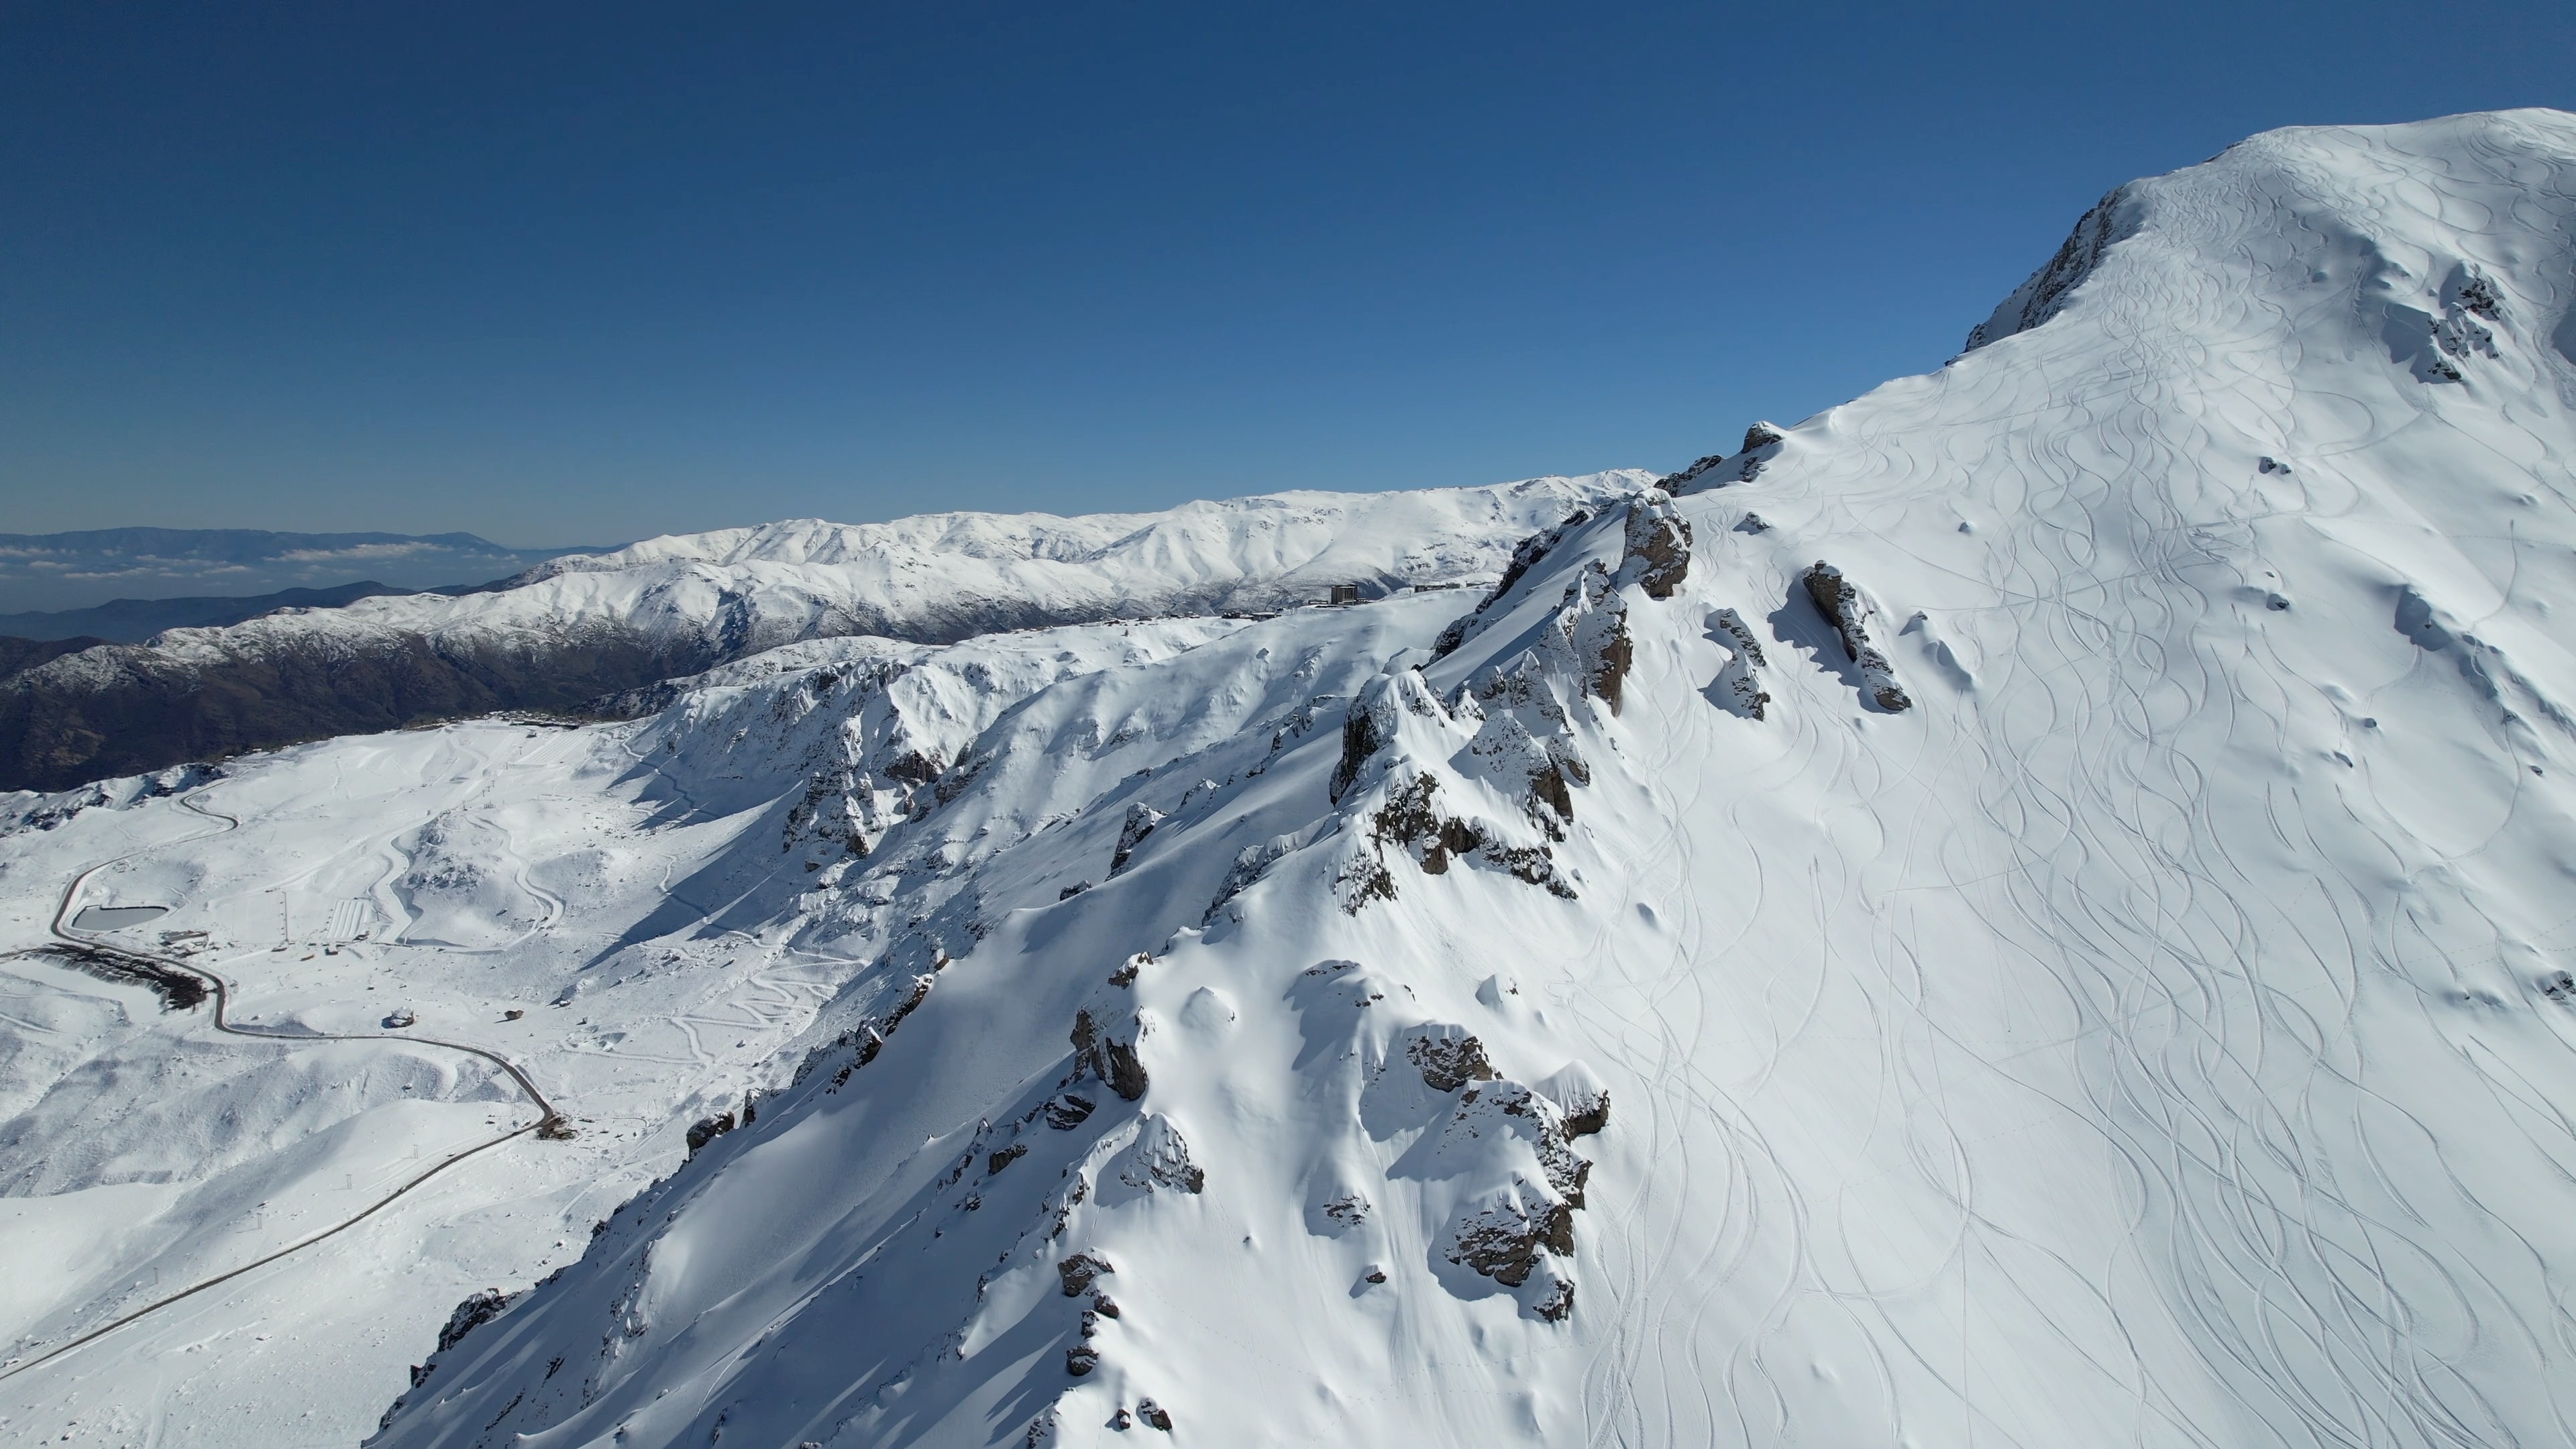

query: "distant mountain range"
xmin=0 ymin=580 xmax=444 ymax=643
xmin=0 ymin=527 xmax=607 ymax=615
xmin=0 ymin=478 xmax=1643 ymax=791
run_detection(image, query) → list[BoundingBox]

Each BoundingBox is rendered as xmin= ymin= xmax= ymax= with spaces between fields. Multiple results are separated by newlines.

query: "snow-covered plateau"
xmin=8 ymin=107 xmax=2576 ymax=1447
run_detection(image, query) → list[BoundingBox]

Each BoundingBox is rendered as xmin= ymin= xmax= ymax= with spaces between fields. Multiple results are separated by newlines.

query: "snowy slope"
xmin=11 ymin=107 xmax=2576 ymax=1449
xmin=0 ymin=610 xmax=1426 ymax=1445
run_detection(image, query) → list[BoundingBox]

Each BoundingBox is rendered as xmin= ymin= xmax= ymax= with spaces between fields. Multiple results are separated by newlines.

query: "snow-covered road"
xmin=0 ymin=789 xmax=572 ymax=1389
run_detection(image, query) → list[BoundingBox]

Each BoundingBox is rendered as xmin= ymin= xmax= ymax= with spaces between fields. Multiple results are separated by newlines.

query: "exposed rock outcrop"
xmin=1655 ymin=453 xmax=1729 ymax=491
xmin=684 ymin=1111 xmax=736 ymax=1157
xmin=1560 ymin=564 xmax=1631 ymax=715
xmin=1107 ymin=803 xmax=1165 ymax=875
xmin=1332 ymin=669 xmax=1444 ymax=804
xmin=791 ymin=969 xmax=942 ymax=1094
xmin=1707 ymin=607 xmax=1770 ymax=720
xmin=1057 ymin=1252 xmax=1116 ymax=1297
xmin=1200 ymin=822 xmax=1324 ymax=926
xmin=1331 ymin=634 xmax=1604 ymax=913
xmin=1802 ymin=562 xmax=1913 ymax=712
xmin=1320 ymin=1191 xmax=1371 ymax=1228
xmin=1433 ymin=507 xmax=1598 ymax=659
xmin=1406 ymin=1025 xmax=1499 ymax=1092
xmin=1462 ymin=704 xmax=1582 ymax=832
xmin=1726 ymin=423 xmax=1786 ymax=484
xmin=1471 ymin=1081 xmax=1592 ymax=1208
xmin=1532 ymin=1276 xmax=1574 ymax=1323
xmin=1330 ymin=701 xmax=1384 ymax=805
xmin=402 ymin=1287 xmax=521 ymax=1395
xmin=1352 ymin=771 xmax=1576 ymax=906
xmin=1448 ymin=1191 xmax=1573 ymax=1288
xmin=1420 ymin=1069 xmax=1593 ymax=1320
xmin=437 ymin=1289 xmax=517 ymax=1354
xmin=1071 ymin=988 xmax=1152 ymax=1102
xmin=1538 ymin=1061 xmax=1611 ymax=1138
xmin=1618 ymin=490 xmax=1693 ymax=600
xmin=1109 ymin=1114 xmax=1205 ymax=1195
xmin=2422 ymin=264 xmax=2506 ymax=381
xmin=1964 ymin=186 xmax=2137 ymax=351
xmin=1659 ymin=423 xmax=1786 ymax=491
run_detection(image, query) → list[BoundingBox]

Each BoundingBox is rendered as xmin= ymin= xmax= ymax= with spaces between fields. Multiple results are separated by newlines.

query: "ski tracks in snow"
xmin=1565 ymin=150 xmax=2576 ymax=1441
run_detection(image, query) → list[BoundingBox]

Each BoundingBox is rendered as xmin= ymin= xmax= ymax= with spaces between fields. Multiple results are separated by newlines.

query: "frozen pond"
xmin=72 ymin=904 xmax=168 ymax=930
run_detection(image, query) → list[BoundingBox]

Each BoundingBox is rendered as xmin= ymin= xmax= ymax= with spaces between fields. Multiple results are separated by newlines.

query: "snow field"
xmin=0 ymin=722 xmax=828 ymax=1444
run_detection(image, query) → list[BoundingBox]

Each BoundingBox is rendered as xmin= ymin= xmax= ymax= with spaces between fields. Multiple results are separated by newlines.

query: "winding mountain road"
xmin=0 ymin=790 xmax=568 ymax=1383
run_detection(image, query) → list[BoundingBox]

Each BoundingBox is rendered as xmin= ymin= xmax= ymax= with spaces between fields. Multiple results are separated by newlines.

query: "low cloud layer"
xmin=0 ymin=529 xmax=606 ymax=614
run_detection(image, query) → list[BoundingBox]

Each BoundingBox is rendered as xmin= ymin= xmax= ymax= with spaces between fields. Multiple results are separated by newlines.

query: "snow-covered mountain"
xmin=8 ymin=108 xmax=2576 ymax=1448
xmin=0 ymin=477 xmax=1644 ymax=792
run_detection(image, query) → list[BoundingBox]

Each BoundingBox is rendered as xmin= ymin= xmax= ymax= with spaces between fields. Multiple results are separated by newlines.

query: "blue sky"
xmin=5 ymin=2 xmax=2573 ymax=547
